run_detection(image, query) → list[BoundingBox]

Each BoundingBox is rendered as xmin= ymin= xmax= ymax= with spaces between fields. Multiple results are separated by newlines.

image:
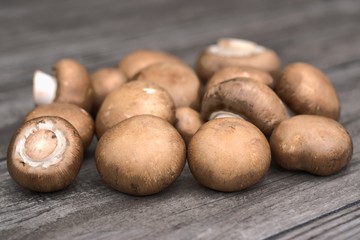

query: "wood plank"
xmin=0 ymin=0 xmax=359 ymax=239
xmin=272 ymin=201 xmax=360 ymax=239
xmin=1 ymin=149 xmax=359 ymax=239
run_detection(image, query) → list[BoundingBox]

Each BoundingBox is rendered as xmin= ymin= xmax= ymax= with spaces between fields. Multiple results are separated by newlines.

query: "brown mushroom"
xmin=175 ymin=107 xmax=203 ymax=144
xmin=7 ymin=116 xmax=83 ymax=192
xmin=90 ymin=67 xmax=127 ymax=114
xmin=196 ymin=38 xmax=281 ymax=82
xmin=202 ymin=78 xmax=288 ymax=137
xmin=33 ymin=59 xmax=93 ymax=112
xmin=133 ymin=62 xmax=201 ymax=109
xmin=95 ymin=115 xmax=186 ymax=196
xmin=24 ymin=103 xmax=94 ymax=149
xmin=95 ymin=80 xmax=175 ymax=138
xmin=119 ymin=50 xmax=184 ymax=79
xmin=276 ymin=62 xmax=340 ymax=120
xmin=270 ymin=115 xmax=353 ymax=176
xmin=188 ymin=117 xmax=271 ymax=192
xmin=205 ymin=66 xmax=275 ymax=92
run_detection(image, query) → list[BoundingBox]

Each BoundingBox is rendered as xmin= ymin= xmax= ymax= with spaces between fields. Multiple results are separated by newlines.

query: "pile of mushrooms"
xmin=8 ymin=59 xmax=94 ymax=192
xmin=7 ymin=38 xmax=353 ymax=195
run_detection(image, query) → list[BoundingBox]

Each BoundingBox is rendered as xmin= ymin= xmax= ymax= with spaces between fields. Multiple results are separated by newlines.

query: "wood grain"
xmin=1 ymin=0 xmax=359 ymax=239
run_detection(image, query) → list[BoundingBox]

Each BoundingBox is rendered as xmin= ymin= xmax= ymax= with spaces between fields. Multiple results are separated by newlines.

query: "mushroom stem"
xmin=33 ymin=70 xmax=57 ymax=106
xmin=209 ymin=111 xmax=246 ymax=120
xmin=209 ymin=38 xmax=265 ymax=57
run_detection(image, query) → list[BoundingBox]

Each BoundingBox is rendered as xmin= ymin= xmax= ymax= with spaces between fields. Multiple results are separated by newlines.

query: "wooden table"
xmin=1 ymin=0 xmax=359 ymax=239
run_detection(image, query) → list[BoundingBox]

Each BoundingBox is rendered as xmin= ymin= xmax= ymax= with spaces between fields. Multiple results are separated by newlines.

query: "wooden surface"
xmin=1 ymin=0 xmax=360 ymax=239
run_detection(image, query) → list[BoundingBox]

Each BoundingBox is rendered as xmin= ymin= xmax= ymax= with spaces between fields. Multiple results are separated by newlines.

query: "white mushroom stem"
xmin=210 ymin=111 xmax=246 ymax=120
xmin=33 ymin=70 xmax=57 ymax=105
xmin=208 ymin=38 xmax=265 ymax=57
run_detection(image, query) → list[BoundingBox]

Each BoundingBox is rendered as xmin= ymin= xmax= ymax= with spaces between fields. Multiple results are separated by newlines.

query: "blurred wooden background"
xmin=0 ymin=0 xmax=359 ymax=239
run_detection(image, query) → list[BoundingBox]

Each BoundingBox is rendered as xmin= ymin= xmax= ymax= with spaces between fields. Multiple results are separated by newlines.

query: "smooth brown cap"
xmin=188 ymin=118 xmax=271 ymax=192
xmin=91 ymin=67 xmax=127 ymax=113
xmin=196 ymin=39 xmax=281 ymax=82
xmin=202 ymin=78 xmax=288 ymax=137
xmin=24 ymin=103 xmax=94 ymax=149
xmin=270 ymin=115 xmax=353 ymax=176
xmin=133 ymin=62 xmax=201 ymax=110
xmin=53 ymin=59 xmax=93 ymax=113
xmin=276 ymin=62 xmax=340 ymax=120
xmin=206 ymin=66 xmax=275 ymax=92
xmin=119 ymin=50 xmax=184 ymax=79
xmin=95 ymin=80 xmax=175 ymax=138
xmin=95 ymin=115 xmax=186 ymax=196
xmin=7 ymin=116 xmax=83 ymax=192
xmin=175 ymin=107 xmax=203 ymax=144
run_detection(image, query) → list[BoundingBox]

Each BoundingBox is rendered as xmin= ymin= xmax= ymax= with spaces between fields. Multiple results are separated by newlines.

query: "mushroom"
xmin=205 ymin=66 xmax=275 ymax=92
xmin=33 ymin=58 xmax=93 ymax=113
xmin=7 ymin=116 xmax=83 ymax=192
xmin=202 ymin=78 xmax=288 ymax=137
xmin=187 ymin=117 xmax=271 ymax=192
xmin=133 ymin=62 xmax=201 ymax=109
xmin=118 ymin=49 xmax=184 ymax=79
xmin=95 ymin=115 xmax=186 ymax=196
xmin=90 ymin=67 xmax=127 ymax=114
xmin=95 ymin=80 xmax=175 ymax=138
xmin=175 ymin=107 xmax=203 ymax=145
xmin=24 ymin=103 xmax=94 ymax=149
xmin=270 ymin=115 xmax=353 ymax=176
xmin=196 ymin=38 xmax=281 ymax=82
xmin=276 ymin=62 xmax=340 ymax=120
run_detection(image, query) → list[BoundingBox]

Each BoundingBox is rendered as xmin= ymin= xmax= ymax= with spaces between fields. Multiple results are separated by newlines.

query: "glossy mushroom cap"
xmin=270 ymin=115 xmax=353 ymax=176
xmin=205 ymin=66 xmax=275 ymax=92
xmin=33 ymin=59 xmax=93 ymax=113
xmin=133 ymin=62 xmax=201 ymax=110
xmin=196 ymin=38 xmax=281 ymax=81
xmin=24 ymin=103 xmax=94 ymax=150
xmin=202 ymin=78 xmax=288 ymax=137
xmin=95 ymin=115 xmax=186 ymax=196
xmin=276 ymin=62 xmax=340 ymax=120
xmin=90 ymin=67 xmax=127 ymax=114
xmin=188 ymin=118 xmax=271 ymax=192
xmin=54 ymin=59 xmax=93 ymax=112
xmin=7 ymin=116 xmax=83 ymax=192
xmin=175 ymin=107 xmax=203 ymax=144
xmin=119 ymin=50 xmax=184 ymax=79
xmin=95 ymin=80 xmax=175 ymax=138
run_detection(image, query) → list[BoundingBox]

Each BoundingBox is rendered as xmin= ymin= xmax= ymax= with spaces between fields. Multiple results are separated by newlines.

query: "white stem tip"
xmin=33 ymin=70 xmax=58 ymax=106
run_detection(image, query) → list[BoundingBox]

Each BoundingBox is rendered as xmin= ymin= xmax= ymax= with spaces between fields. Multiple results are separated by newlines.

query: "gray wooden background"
xmin=1 ymin=0 xmax=359 ymax=239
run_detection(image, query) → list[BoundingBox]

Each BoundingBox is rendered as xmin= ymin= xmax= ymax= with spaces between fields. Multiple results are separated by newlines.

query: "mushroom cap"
xmin=7 ymin=116 xmax=83 ymax=192
xmin=133 ymin=62 xmax=201 ymax=109
xmin=53 ymin=59 xmax=93 ymax=112
xmin=276 ymin=62 xmax=340 ymax=120
xmin=95 ymin=115 xmax=186 ymax=196
xmin=206 ymin=66 xmax=275 ymax=92
xmin=119 ymin=50 xmax=184 ymax=79
xmin=270 ymin=115 xmax=353 ymax=176
xmin=24 ymin=103 xmax=94 ymax=150
xmin=90 ymin=67 xmax=127 ymax=113
xmin=175 ymin=107 xmax=203 ymax=144
xmin=196 ymin=38 xmax=281 ymax=81
xmin=95 ymin=80 xmax=175 ymax=138
xmin=202 ymin=78 xmax=288 ymax=137
xmin=188 ymin=118 xmax=271 ymax=192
